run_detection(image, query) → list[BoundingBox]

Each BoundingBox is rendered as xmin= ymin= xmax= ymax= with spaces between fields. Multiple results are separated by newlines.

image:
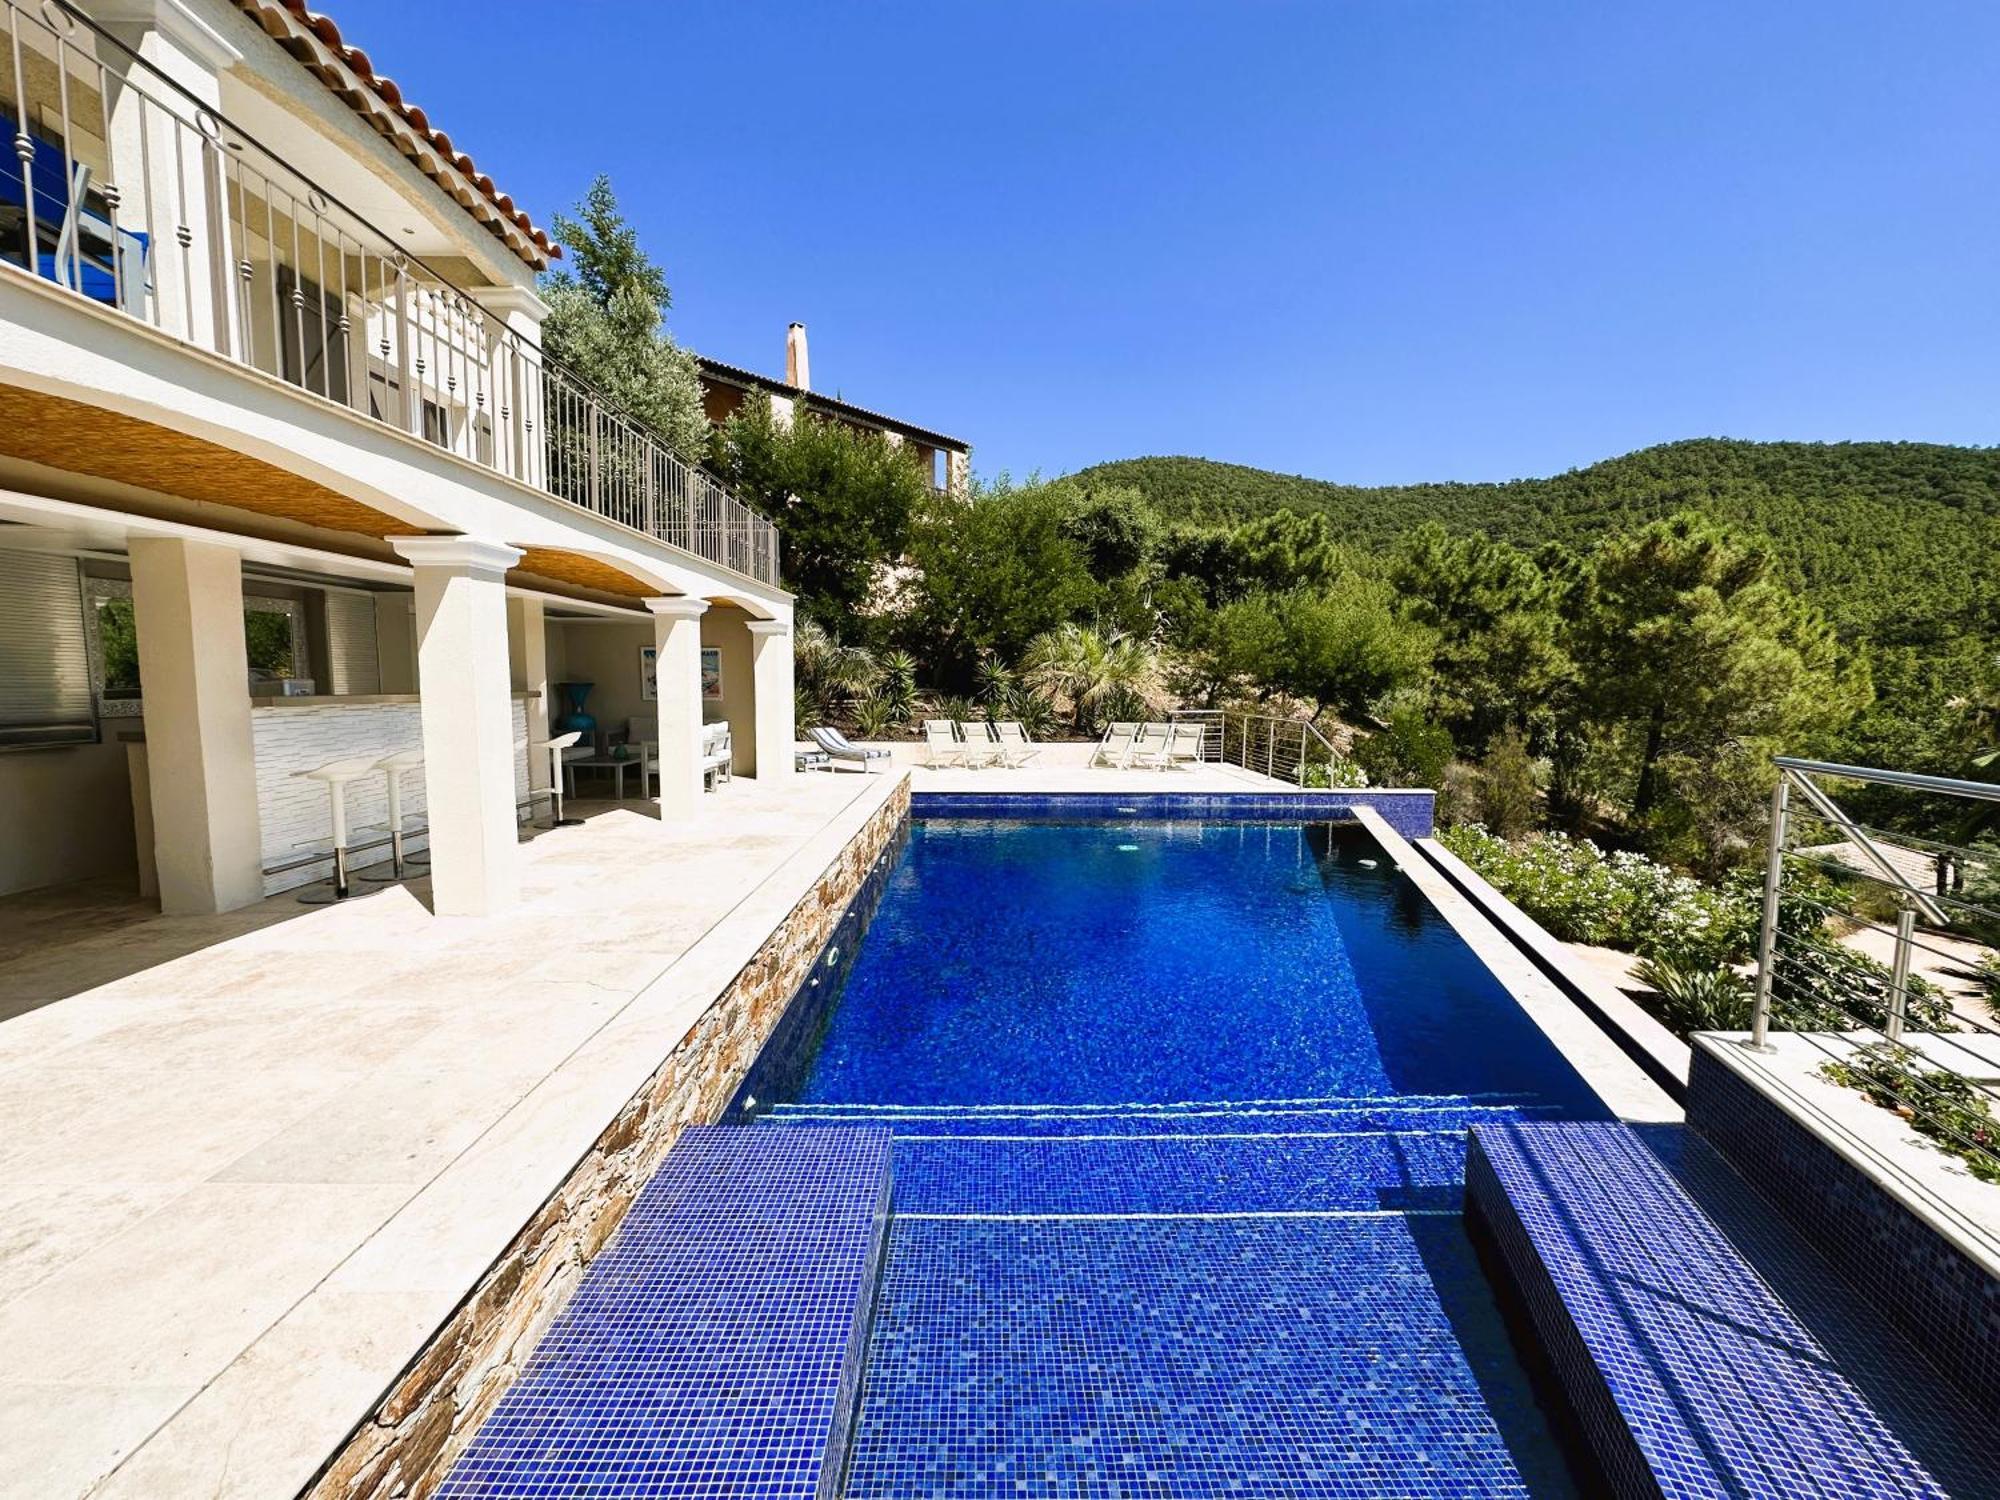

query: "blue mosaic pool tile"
xmin=908 ymin=787 xmax=1436 ymax=836
xmin=1466 ymin=1120 xmax=1986 ymax=1498
xmin=846 ymin=1213 xmax=1572 ymax=1499
xmin=880 ymin=1129 xmax=1470 ymax=1214
xmin=435 ymin=1126 xmax=892 ymax=1500
xmin=1686 ymin=1040 xmax=2000 ymax=1421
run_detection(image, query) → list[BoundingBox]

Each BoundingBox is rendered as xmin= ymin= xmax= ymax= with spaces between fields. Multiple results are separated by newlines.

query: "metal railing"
xmin=1744 ymin=758 xmax=2000 ymax=1214
xmin=1170 ymin=709 xmax=1346 ymax=785
xmin=0 ymin=0 xmax=778 ymax=587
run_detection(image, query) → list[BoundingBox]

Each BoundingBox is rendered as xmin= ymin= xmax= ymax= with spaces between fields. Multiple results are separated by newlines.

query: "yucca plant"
xmin=1633 ymin=958 xmax=1754 ymax=1036
xmin=850 ymin=693 xmax=903 ymax=740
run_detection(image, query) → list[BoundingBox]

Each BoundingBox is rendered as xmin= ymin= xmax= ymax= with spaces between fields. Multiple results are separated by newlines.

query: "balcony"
xmin=0 ymin=0 xmax=779 ymax=588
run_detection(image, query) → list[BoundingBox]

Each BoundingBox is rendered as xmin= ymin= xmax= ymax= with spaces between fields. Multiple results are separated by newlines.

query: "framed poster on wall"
xmin=640 ymin=646 xmax=724 ymax=701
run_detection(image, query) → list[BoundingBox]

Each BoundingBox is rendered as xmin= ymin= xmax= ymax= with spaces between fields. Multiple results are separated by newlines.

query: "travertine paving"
xmin=0 ymin=770 xmax=897 ymax=1500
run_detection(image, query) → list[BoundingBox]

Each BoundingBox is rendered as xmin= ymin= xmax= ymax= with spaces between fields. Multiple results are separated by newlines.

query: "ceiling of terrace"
xmin=0 ymin=384 xmax=664 ymax=604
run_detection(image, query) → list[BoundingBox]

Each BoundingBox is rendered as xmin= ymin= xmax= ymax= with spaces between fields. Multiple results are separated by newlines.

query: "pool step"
xmin=887 ymin=1129 xmax=1469 ymax=1215
xmin=760 ymin=1095 xmax=1551 ymax=1138
xmin=435 ymin=1126 xmax=891 ymax=1500
xmin=1467 ymin=1120 xmax=1987 ymax=1498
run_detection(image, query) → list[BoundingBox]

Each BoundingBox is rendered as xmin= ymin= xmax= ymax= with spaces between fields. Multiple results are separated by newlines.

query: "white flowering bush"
xmin=1441 ymin=825 xmax=1748 ymax=969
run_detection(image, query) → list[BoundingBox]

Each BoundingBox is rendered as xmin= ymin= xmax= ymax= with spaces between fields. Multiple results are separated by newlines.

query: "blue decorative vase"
xmin=558 ymin=681 xmax=597 ymax=737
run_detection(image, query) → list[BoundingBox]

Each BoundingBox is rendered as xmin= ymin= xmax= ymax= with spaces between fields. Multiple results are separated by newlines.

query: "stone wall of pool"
xmin=303 ymin=779 xmax=911 ymax=1500
xmin=909 ymin=787 xmax=1436 ymax=837
xmin=1687 ymin=1037 xmax=2000 ymax=1423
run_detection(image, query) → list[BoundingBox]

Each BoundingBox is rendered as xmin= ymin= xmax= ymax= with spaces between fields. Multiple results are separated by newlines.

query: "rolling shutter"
xmin=322 ymin=590 xmax=381 ymax=695
xmin=0 ymin=549 xmax=96 ymax=746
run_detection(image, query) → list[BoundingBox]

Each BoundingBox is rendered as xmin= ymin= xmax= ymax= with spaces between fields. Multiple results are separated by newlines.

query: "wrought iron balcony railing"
xmin=1 ymin=0 xmax=779 ymax=587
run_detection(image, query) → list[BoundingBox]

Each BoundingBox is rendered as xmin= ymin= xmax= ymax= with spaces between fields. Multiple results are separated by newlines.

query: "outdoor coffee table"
xmin=565 ymin=753 xmax=646 ymax=800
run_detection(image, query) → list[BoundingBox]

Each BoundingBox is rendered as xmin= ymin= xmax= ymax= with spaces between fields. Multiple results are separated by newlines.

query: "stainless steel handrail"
xmin=0 ymin=0 xmax=780 ymax=588
xmin=1169 ymin=708 xmax=1345 ymax=785
xmin=1772 ymin=757 xmax=2000 ymax=804
xmin=1743 ymin=757 xmax=2000 ymax=1219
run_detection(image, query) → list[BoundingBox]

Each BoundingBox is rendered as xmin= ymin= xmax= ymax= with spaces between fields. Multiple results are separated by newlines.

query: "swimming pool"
xmin=756 ymin=818 xmax=1605 ymax=1497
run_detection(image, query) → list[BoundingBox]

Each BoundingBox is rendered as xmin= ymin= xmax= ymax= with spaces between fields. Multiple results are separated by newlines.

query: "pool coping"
xmin=1412 ymin=835 xmax=1693 ymax=1100
xmin=1349 ymin=808 xmax=1681 ymax=1125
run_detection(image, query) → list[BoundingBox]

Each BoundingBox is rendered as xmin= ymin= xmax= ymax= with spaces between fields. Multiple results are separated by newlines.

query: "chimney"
xmin=785 ymin=322 xmax=810 ymax=392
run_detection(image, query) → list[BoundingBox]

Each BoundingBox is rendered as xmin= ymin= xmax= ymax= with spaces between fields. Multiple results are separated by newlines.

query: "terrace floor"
xmin=0 ymin=769 xmax=901 ymax=1500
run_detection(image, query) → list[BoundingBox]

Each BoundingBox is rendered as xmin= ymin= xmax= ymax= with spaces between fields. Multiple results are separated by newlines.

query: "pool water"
xmin=760 ymin=819 xmax=1602 ymax=1498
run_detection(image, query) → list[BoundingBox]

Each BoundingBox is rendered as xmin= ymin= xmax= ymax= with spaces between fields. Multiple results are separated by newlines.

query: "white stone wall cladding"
xmin=305 ymin=782 xmax=911 ymax=1500
xmin=254 ymin=700 xmax=531 ymax=894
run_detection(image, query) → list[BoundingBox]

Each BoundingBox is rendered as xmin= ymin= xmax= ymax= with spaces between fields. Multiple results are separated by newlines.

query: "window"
xmin=84 ymin=579 xmax=307 ymax=713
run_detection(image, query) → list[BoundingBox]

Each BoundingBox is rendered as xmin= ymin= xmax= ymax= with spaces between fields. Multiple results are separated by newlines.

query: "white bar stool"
xmin=294 ymin=753 xmax=384 ymax=904
xmin=361 ymin=748 xmax=427 ymax=883
xmin=532 ymin=730 xmax=584 ymax=829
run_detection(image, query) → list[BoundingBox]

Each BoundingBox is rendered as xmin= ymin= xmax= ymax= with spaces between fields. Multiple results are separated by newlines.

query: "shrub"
xmin=850 ymin=693 xmax=903 ymax=740
xmin=1473 ymin=726 xmax=1539 ymax=838
xmin=1354 ymin=707 xmax=1454 ymax=789
xmin=1770 ymin=938 xmax=1952 ymax=1034
xmin=1440 ymin=825 xmax=1745 ymax=969
xmin=1979 ymin=953 xmax=2000 ymax=1020
xmin=1822 ymin=1042 xmax=2000 ymax=1184
xmin=1300 ymin=757 xmax=1369 ymax=790
xmin=1633 ymin=958 xmax=1754 ymax=1035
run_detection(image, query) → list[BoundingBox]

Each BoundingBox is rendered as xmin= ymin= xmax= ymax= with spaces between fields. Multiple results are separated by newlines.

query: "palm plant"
xmin=794 ymin=619 xmax=882 ymax=729
xmin=1021 ymin=623 xmax=1162 ymax=735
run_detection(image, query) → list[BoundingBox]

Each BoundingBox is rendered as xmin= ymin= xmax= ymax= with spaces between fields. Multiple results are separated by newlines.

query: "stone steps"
xmin=434 ymin=1126 xmax=891 ymax=1500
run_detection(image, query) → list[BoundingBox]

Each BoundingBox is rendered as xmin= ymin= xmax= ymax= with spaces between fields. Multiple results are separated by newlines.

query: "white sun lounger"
xmin=1161 ymin=721 xmax=1205 ymax=771
xmin=1090 ymin=722 xmax=1140 ymax=768
xmin=1127 ymin=722 xmax=1176 ymax=770
xmin=923 ymin=719 xmax=966 ymax=768
xmin=991 ymin=721 xmax=1041 ymax=767
xmin=957 ymin=721 xmax=1002 ymax=768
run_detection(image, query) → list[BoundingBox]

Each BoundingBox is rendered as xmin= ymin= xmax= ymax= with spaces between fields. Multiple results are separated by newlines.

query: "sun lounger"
xmin=1161 ymin=721 xmax=1205 ymax=771
xmin=923 ymin=719 xmax=966 ymax=769
xmin=808 ymin=726 xmax=892 ymax=772
xmin=1128 ymin=722 xmax=1176 ymax=770
xmin=992 ymin=721 xmax=1041 ymax=767
xmin=957 ymin=721 xmax=1002 ymax=768
xmin=1090 ymin=722 xmax=1140 ymax=768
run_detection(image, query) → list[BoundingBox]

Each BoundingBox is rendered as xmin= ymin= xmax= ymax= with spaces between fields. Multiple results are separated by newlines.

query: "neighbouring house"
xmin=698 ymin=321 xmax=971 ymax=495
xmin=0 ymin=0 xmax=796 ymax=919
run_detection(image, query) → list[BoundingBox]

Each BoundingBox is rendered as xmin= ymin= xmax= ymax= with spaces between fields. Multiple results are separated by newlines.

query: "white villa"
xmin=0 ymin=0 xmax=796 ymax=921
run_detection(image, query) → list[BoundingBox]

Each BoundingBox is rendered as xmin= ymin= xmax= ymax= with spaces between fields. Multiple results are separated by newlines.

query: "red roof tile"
xmin=232 ymin=0 xmax=560 ymax=267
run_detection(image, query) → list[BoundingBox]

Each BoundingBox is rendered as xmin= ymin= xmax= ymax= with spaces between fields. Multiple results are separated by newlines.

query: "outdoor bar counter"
xmin=125 ymin=693 xmax=538 ymax=898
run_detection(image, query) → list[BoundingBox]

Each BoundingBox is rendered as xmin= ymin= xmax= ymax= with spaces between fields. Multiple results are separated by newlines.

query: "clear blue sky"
xmin=317 ymin=1 xmax=1998 ymax=485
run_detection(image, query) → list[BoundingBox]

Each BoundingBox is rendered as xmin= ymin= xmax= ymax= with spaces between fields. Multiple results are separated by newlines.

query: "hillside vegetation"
xmin=1076 ymin=441 xmax=2000 ymax=649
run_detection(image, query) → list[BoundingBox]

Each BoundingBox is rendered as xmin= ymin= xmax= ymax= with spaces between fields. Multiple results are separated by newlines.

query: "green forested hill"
xmin=1076 ymin=440 xmax=2000 ymax=649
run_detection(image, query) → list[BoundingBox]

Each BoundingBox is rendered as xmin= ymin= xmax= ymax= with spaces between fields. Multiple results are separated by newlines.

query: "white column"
xmin=128 ymin=536 xmax=264 ymax=915
xmin=945 ymin=448 xmax=972 ymax=498
xmin=646 ymin=597 xmax=709 ymax=820
xmin=392 ymin=536 xmax=525 ymax=916
xmin=507 ymin=595 xmax=551 ymax=796
xmin=746 ymin=619 xmax=794 ymax=780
